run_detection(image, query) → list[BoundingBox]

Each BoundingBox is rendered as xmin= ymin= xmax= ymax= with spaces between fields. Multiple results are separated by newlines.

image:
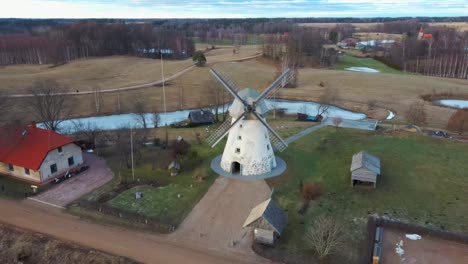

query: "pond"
xmin=43 ymin=99 xmax=366 ymax=132
xmin=435 ymin=99 xmax=468 ymax=109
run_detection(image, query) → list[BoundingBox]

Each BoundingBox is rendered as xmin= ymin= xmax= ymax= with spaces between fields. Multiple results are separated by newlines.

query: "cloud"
xmin=0 ymin=0 xmax=465 ymax=18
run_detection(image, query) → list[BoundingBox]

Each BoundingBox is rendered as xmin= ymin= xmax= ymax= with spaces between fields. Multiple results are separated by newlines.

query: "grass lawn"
xmin=0 ymin=176 xmax=50 ymax=199
xmin=269 ymin=128 xmax=468 ymax=262
xmin=77 ymin=140 xmax=222 ymax=228
xmin=333 ymin=53 xmax=402 ymax=74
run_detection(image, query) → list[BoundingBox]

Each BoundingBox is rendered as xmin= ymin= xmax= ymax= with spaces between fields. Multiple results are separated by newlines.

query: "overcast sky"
xmin=0 ymin=0 xmax=467 ymax=19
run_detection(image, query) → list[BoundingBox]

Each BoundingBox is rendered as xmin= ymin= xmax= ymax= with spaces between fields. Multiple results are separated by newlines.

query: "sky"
xmin=0 ymin=0 xmax=466 ymax=19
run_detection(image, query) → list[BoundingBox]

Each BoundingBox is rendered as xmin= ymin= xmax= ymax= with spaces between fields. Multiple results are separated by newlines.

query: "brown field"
xmin=0 ymin=223 xmax=139 ymax=264
xmin=428 ymin=22 xmax=468 ymax=31
xmin=298 ymin=22 xmax=468 ymax=32
xmin=3 ymin=45 xmax=468 ymax=130
xmin=353 ymin=32 xmax=402 ymax=41
xmin=297 ymin=22 xmax=381 ymax=30
xmin=0 ymin=45 xmax=261 ymax=94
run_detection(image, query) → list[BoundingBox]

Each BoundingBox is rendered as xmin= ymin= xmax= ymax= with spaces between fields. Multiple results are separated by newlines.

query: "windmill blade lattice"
xmin=206 ymin=112 xmax=246 ymax=147
xmin=254 ymin=69 xmax=294 ymax=103
xmin=251 ymin=111 xmax=288 ymax=152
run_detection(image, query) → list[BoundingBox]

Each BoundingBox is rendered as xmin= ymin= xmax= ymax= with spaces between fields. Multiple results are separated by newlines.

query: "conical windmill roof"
xmin=229 ymin=88 xmax=269 ymax=117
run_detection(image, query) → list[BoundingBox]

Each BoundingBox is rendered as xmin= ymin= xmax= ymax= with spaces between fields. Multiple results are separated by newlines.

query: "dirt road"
xmin=171 ymin=177 xmax=272 ymax=262
xmin=0 ymin=199 xmax=267 ymax=264
xmin=4 ymin=53 xmax=262 ymax=98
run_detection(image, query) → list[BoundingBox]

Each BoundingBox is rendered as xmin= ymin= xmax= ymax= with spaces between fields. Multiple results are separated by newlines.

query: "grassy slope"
xmin=269 ymin=128 xmax=468 ymax=261
xmin=333 ymin=53 xmax=402 ymax=74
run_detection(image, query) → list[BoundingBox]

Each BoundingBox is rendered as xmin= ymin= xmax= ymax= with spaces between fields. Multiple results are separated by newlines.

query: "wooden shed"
xmin=243 ymin=198 xmax=287 ymax=245
xmin=350 ymin=151 xmax=381 ymax=188
xmin=188 ymin=110 xmax=214 ymax=126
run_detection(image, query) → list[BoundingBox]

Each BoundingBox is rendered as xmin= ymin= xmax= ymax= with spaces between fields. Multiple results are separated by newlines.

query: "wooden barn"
xmin=187 ymin=110 xmax=214 ymax=126
xmin=243 ymin=198 xmax=287 ymax=245
xmin=350 ymin=151 xmax=381 ymax=188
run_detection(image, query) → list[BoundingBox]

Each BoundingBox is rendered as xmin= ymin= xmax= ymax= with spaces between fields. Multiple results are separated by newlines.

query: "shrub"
xmin=192 ymin=51 xmax=206 ymax=66
xmin=302 ymin=183 xmax=324 ymax=201
xmin=447 ymin=109 xmax=468 ymax=134
xmin=405 ymin=102 xmax=427 ymax=126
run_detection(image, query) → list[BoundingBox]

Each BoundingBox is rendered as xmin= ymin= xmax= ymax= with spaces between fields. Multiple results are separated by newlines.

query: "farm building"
xmin=188 ymin=110 xmax=214 ymax=126
xmin=350 ymin=151 xmax=381 ymax=188
xmin=243 ymin=198 xmax=287 ymax=245
xmin=0 ymin=123 xmax=83 ymax=185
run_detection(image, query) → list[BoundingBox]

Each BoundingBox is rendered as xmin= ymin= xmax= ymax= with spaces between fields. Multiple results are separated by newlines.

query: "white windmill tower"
xmin=208 ymin=68 xmax=294 ymax=180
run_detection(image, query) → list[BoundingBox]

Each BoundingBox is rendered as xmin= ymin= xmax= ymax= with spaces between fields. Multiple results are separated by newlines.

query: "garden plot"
xmin=382 ymin=228 xmax=468 ymax=264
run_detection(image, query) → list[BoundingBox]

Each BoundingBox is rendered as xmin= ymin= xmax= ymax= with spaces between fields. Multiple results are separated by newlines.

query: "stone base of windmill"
xmin=210 ymin=155 xmax=286 ymax=180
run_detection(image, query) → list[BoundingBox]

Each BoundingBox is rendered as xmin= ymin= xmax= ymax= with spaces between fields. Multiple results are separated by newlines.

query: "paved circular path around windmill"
xmin=170 ymin=176 xmax=272 ymax=263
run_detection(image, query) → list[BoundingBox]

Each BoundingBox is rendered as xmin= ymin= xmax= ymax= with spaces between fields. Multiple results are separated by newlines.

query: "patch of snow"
xmin=345 ymin=67 xmax=380 ymax=73
xmin=436 ymin=99 xmax=468 ymax=109
xmin=406 ymin=234 xmax=422 ymax=240
xmin=386 ymin=110 xmax=395 ymax=120
xmin=395 ymin=240 xmax=405 ymax=259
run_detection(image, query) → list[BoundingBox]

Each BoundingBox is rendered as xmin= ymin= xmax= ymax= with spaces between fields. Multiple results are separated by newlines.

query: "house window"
xmin=50 ymin=164 xmax=57 ymax=174
xmin=8 ymin=164 xmax=13 ymax=171
xmin=235 ymin=148 xmax=241 ymax=154
xmin=68 ymin=156 xmax=75 ymax=166
xmin=238 ymin=136 xmax=242 ymax=140
xmin=24 ymin=168 xmax=30 ymax=175
xmin=58 ymin=147 xmax=63 ymax=154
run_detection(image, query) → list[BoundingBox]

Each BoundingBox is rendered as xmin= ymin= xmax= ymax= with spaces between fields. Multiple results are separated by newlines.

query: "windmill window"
xmin=238 ymin=136 xmax=242 ymax=140
xmin=235 ymin=148 xmax=241 ymax=154
xmin=239 ymin=124 xmax=243 ymax=128
xmin=265 ymin=133 xmax=267 ymax=139
xmin=267 ymin=145 xmax=270 ymax=150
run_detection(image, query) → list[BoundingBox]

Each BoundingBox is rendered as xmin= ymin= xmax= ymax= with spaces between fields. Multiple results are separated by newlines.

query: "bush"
xmin=405 ymin=102 xmax=427 ymax=126
xmin=447 ymin=109 xmax=468 ymax=134
xmin=192 ymin=51 xmax=206 ymax=66
xmin=302 ymin=183 xmax=324 ymax=201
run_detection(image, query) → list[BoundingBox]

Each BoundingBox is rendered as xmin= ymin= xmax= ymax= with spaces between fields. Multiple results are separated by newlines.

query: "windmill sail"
xmin=206 ymin=112 xmax=246 ymax=147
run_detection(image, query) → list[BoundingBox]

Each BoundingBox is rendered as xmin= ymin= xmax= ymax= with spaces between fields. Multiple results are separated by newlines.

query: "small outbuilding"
xmin=350 ymin=151 xmax=381 ymax=188
xmin=168 ymin=161 xmax=181 ymax=176
xmin=188 ymin=110 xmax=214 ymax=126
xmin=243 ymin=198 xmax=287 ymax=245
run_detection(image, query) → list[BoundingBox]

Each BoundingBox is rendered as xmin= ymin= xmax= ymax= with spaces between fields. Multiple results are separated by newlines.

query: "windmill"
xmin=208 ymin=68 xmax=295 ymax=180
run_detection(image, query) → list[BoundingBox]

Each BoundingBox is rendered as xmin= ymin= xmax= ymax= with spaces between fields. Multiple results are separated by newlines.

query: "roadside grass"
xmin=333 ymin=53 xmax=402 ymax=74
xmin=269 ymin=128 xmax=468 ymax=262
xmin=0 ymin=176 xmax=50 ymax=199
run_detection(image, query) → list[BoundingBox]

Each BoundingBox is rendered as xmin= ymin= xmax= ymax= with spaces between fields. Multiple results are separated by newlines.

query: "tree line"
xmin=377 ymin=25 xmax=468 ymax=79
xmin=0 ymin=22 xmax=195 ymax=65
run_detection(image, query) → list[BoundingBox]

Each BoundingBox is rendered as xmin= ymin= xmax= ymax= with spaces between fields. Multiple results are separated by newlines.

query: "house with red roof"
xmin=418 ymin=26 xmax=433 ymax=40
xmin=0 ymin=122 xmax=83 ymax=185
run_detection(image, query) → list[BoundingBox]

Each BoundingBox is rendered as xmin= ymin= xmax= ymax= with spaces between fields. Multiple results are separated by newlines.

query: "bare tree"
xmin=405 ymin=102 xmax=427 ymax=126
xmin=332 ymin=117 xmax=343 ymax=128
xmin=25 ymin=80 xmax=72 ymax=131
xmin=152 ymin=111 xmax=161 ymax=128
xmin=132 ymin=99 xmax=148 ymax=130
xmin=305 ymin=215 xmax=342 ymax=259
xmin=70 ymin=120 xmax=103 ymax=148
xmin=93 ymin=87 xmax=103 ymax=114
xmin=316 ymin=87 xmax=337 ymax=119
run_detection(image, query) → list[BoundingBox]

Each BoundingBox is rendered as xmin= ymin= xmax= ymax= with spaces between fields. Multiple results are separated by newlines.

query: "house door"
xmin=231 ymin=162 xmax=241 ymax=175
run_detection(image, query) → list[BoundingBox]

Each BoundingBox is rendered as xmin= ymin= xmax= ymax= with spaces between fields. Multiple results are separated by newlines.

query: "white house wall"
xmin=39 ymin=143 xmax=83 ymax=181
xmin=221 ymin=118 xmax=276 ymax=176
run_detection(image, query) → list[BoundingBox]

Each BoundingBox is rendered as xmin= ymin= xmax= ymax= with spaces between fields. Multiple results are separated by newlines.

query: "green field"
xmin=269 ymin=128 xmax=468 ymax=262
xmin=334 ymin=53 xmax=402 ymax=74
xmin=0 ymin=176 xmax=50 ymax=199
xmin=78 ymin=141 xmax=221 ymax=228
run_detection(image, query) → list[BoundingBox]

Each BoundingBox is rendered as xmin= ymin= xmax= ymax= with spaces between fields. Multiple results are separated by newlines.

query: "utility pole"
xmin=161 ymin=52 xmax=168 ymax=145
xmin=130 ymin=126 xmax=135 ymax=181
